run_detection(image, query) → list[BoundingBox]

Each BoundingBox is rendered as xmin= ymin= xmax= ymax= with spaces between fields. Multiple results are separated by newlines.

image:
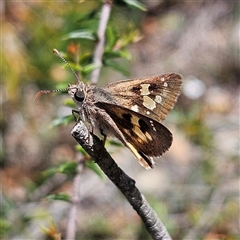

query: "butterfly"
xmin=36 ymin=50 xmax=182 ymax=169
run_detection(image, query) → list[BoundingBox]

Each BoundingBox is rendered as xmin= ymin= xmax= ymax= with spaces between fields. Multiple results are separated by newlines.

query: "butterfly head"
xmin=68 ymin=81 xmax=87 ymax=106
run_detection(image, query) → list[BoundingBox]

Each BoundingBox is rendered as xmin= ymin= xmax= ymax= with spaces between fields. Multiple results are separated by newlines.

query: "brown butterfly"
xmin=36 ymin=50 xmax=182 ymax=169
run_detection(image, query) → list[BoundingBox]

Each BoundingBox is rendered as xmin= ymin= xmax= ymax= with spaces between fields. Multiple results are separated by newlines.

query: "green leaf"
xmin=50 ymin=115 xmax=74 ymax=127
xmin=54 ymin=82 xmax=69 ymax=91
xmin=63 ymin=98 xmax=76 ymax=108
xmin=45 ymin=193 xmax=71 ymax=202
xmin=75 ymin=145 xmax=88 ymax=155
xmin=85 ymin=160 xmax=105 ymax=180
xmin=106 ymin=26 xmax=118 ymax=49
xmin=58 ymin=162 xmax=78 ymax=175
xmin=61 ymin=30 xmax=96 ymax=41
xmin=104 ymin=49 xmax=131 ymax=60
xmin=104 ymin=59 xmax=130 ymax=76
xmin=107 ymin=139 xmax=123 ymax=147
xmin=42 ymin=162 xmax=77 ymax=179
xmin=75 ymin=147 xmax=104 ymax=179
xmin=42 ymin=167 xmax=59 ymax=179
xmin=79 ymin=52 xmax=93 ymax=65
xmin=123 ymin=0 xmax=147 ymax=11
xmin=82 ymin=63 xmax=101 ymax=75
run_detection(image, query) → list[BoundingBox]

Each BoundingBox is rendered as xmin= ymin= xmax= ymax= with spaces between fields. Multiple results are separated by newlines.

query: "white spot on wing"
xmin=149 ymin=120 xmax=156 ymax=131
xmin=155 ymin=95 xmax=162 ymax=103
xmin=163 ymin=82 xmax=168 ymax=87
xmin=131 ymin=104 xmax=139 ymax=112
xmin=140 ymin=84 xmax=150 ymax=95
xmin=143 ymin=96 xmax=156 ymax=110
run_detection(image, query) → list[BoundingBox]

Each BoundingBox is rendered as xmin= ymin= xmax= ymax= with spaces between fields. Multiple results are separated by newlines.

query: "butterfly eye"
xmin=74 ymin=90 xmax=85 ymax=102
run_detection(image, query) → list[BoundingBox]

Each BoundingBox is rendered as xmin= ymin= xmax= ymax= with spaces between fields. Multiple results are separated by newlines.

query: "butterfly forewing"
xmin=102 ymin=73 xmax=182 ymax=123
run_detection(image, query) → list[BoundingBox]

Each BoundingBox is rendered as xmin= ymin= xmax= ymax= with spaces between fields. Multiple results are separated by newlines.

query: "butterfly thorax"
xmin=68 ymin=82 xmax=119 ymax=137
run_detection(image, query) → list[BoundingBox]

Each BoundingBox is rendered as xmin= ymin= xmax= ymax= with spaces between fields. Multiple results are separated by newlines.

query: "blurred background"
xmin=1 ymin=1 xmax=239 ymax=239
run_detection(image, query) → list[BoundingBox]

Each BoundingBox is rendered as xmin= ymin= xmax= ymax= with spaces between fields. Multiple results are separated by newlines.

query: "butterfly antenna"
xmin=35 ymin=49 xmax=82 ymax=101
xmin=53 ymin=49 xmax=81 ymax=83
xmin=34 ymin=88 xmax=68 ymax=101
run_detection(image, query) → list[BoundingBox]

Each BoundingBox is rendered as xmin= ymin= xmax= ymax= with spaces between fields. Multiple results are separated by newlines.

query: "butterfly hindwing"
xmin=96 ymin=102 xmax=173 ymax=168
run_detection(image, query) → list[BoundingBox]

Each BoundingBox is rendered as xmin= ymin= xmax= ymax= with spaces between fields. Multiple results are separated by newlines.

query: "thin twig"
xmin=90 ymin=0 xmax=112 ymax=84
xmin=71 ymin=122 xmax=172 ymax=240
xmin=66 ymin=155 xmax=84 ymax=239
xmin=66 ymin=2 xmax=112 ymax=238
xmin=28 ymin=174 xmax=67 ymax=202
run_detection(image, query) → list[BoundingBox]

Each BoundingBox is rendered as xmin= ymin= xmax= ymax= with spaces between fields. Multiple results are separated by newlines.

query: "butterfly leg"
xmin=100 ymin=128 xmax=107 ymax=146
xmin=72 ymin=109 xmax=80 ymax=122
xmin=85 ymin=123 xmax=94 ymax=144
